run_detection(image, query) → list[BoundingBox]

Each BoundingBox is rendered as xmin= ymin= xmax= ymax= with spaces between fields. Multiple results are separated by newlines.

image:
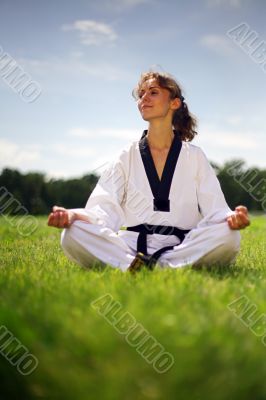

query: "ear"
xmin=170 ymin=97 xmax=182 ymax=111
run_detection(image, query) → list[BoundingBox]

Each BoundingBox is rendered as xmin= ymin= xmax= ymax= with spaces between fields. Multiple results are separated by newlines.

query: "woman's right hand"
xmin=47 ymin=206 xmax=76 ymax=229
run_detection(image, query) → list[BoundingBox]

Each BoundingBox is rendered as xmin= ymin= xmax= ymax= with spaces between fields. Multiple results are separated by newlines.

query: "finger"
xmin=47 ymin=213 xmax=54 ymax=226
xmin=52 ymin=207 xmax=69 ymax=227
xmin=58 ymin=211 xmax=65 ymax=228
xmin=53 ymin=205 xmax=66 ymax=213
xmin=234 ymin=214 xmax=245 ymax=229
xmin=231 ymin=213 xmax=238 ymax=227
xmin=54 ymin=212 xmax=61 ymax=228
xmin=63 ymin=212 xmax=70 ymax=228
xmin=234 ymin=212 xmax=250 ymax=229
xmin=235 ymin=205 xmax=248 ymax=215
xmin=227 ymin=215 xmax=236 ymax=230
xmin=227 ymin=217 xmax=233 ymax=229
xmin=48 ymin=212 xmax=60 ymax=228
xmin=58 ymin=211 xmax=69 ymax=228
xmin=235 ymin=212 xmax=242 ymax=227
xmin=237 ymin=211 xmax=250 ymax=227
xmin=228 ymin=213 xmax=241 ymax=230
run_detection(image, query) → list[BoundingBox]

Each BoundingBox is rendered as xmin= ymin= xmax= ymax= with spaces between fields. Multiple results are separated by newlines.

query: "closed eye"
xmin=138 ymin=86 xmax=160 ymax=99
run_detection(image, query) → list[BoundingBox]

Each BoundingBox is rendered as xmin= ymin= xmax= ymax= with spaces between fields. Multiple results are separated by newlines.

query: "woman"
xmin=48 ymin=71 xmax=250 ymax=271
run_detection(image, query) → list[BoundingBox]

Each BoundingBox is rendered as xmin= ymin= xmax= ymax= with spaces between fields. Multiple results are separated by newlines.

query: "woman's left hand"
xmin=227 ymin=205 xmax=250 ymax=230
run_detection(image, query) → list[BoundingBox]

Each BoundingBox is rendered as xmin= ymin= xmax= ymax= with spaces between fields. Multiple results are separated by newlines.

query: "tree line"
xmin=0 ymin=168 xmax=98 ymax=215
xmin=0 ymin=159 xmax=265 ymax=215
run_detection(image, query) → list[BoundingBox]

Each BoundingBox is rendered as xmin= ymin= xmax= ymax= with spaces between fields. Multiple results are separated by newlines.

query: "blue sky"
xmin=0 ymin=0 xmax=265 ymax=178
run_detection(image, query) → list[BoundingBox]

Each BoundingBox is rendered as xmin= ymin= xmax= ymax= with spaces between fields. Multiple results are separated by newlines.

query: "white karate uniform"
xmin=61 ymin=138 xmax=241 ymax=271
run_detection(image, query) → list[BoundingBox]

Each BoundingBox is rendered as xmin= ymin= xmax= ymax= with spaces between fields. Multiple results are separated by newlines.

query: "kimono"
xmin=61 ymin=130 xmax=241 ymax=271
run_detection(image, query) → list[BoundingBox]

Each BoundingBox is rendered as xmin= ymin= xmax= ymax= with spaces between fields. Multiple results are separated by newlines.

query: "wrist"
xmin=70 ymin=210 xmax=77 ymax=223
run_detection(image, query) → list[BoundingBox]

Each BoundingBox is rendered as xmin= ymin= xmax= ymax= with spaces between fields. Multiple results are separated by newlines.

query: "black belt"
xmin=126 ymin=224 xmax=190 ymax=268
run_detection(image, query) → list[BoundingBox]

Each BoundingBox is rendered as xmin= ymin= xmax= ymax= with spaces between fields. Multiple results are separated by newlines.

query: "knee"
xmin=61 ymin=224 xmax=78 ymax=253
xmin=213 ymin=226 xmax=241 ymax=265
xmin=223 ymin=227 xmax=241 ymax=255
xmin=60 ymin=223 xmax=86 ymax=267
xmin=194 ymin=226 xmax=241 ymax=269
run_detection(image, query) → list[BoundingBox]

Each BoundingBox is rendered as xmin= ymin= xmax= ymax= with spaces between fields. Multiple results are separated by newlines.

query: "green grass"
xmin=0 ymin=215 xmax=266 ymax=400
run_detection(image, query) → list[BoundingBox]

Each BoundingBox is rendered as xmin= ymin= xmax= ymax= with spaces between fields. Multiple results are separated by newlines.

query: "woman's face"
xmin=137 ymin=78 xmax=180 ymax=122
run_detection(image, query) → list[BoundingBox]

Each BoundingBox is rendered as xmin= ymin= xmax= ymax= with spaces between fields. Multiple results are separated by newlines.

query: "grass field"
xmin=0 ymin=215 xmax=266 ymax=400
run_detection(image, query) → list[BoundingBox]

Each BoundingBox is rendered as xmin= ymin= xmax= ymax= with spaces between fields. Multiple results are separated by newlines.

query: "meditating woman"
xmin=48 ymin=71 xmax=250 ymax=271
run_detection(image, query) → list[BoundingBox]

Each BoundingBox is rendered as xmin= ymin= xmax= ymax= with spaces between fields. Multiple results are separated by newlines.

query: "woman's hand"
xmin=227 ymin=205 xmax=250 ymax=230
xmin=47 ymin=206 xmax=76 ymax=229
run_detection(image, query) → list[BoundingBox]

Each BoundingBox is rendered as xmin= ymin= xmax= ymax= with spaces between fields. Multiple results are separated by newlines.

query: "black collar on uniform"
xmin=139 ymin=130 xmax=182 ymax=212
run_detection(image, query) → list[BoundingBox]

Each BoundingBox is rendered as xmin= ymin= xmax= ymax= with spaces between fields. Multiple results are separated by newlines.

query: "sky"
xmin=0 ymin=0 xmax=265 ymax=179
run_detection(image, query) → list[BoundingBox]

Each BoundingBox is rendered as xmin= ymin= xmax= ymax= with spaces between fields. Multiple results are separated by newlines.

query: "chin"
xmin=142 ymin=116 xmax=150 ymax=121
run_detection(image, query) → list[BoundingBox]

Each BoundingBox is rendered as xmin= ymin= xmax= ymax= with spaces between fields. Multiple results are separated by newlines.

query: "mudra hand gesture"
xmin=227 ymin=205 xmax=250 ymax=230
xmin=48 ymin=206 xmax=76 ymax=229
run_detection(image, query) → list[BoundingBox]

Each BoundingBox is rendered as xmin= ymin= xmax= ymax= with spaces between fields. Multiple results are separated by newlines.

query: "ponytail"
xmin=172 ymin=96 xmax=197 ymax=142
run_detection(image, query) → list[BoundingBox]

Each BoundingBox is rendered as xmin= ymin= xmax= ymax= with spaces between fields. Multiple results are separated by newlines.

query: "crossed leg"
xmin=160 ymin=221 xmax=241 ymax=268
xmin=61 ymin=219 xmax=241 ymax=271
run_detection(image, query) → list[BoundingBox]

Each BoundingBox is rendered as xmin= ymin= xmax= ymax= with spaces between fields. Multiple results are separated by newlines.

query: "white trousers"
xmin=61 ymin=218 xmax=241 ymax=272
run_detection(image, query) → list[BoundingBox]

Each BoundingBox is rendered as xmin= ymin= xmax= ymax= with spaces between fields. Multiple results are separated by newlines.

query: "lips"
xmin=141 ymin=105 xmax=152 ymax=111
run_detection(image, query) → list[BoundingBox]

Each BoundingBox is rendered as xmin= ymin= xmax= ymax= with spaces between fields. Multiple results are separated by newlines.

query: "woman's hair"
xmin=133 ymin=71 xmax=198 ymax=142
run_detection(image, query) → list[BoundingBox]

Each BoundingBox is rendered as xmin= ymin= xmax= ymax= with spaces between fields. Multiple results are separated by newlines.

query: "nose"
xmin=142 ymin=91 xmax=150 ymax=101
xmin=139 ymin=91 xmax=151 ymax=104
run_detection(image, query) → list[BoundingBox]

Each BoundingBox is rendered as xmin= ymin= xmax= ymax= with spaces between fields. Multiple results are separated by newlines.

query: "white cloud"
xmin=205 ymin=0 xmax=244 ymax=8
xmin=225 ymin=115 xmax=243 ymax=126
xmin=62 ymin=20 xmax=117 ymax=46
xmin=196 ymin=124 xmax=258 ymax=149
xmin=45 ymin=169 xmax=74 ymax=180
xmin=69 ymin=51 xmax=84 ymax=59
xmin=95 ymin=0 xmax=152 ymax=12
xmin=112 ymin=0 xmax=150 ymax=7
xmin=17 ymin=56 xmax=132 ymax=83
xmin=0 ymin=138 xmax=97 ymax=176
xmin=199 ymin=34 xmax=236 ymax=56
xmin=0 ymin=138 xmax=41 ymax=170
xmin=52 ymin=144 xmax=94 ymax=158
xmin=193 ymin=124 xmax=266 ymax=168
xmin=68 ymin=127 xmax=140 ymax=141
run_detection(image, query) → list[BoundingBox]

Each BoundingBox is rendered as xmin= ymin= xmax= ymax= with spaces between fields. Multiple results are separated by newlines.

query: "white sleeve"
xmin=83 ymin=159 xmax=126 ymax=232
xmin=196 ymin=148 xmax=233 ymax=222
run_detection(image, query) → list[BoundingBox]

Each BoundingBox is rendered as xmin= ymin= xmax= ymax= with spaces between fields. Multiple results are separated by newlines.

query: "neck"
xmin=146 ymin=122 xmax=174 ymax=150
